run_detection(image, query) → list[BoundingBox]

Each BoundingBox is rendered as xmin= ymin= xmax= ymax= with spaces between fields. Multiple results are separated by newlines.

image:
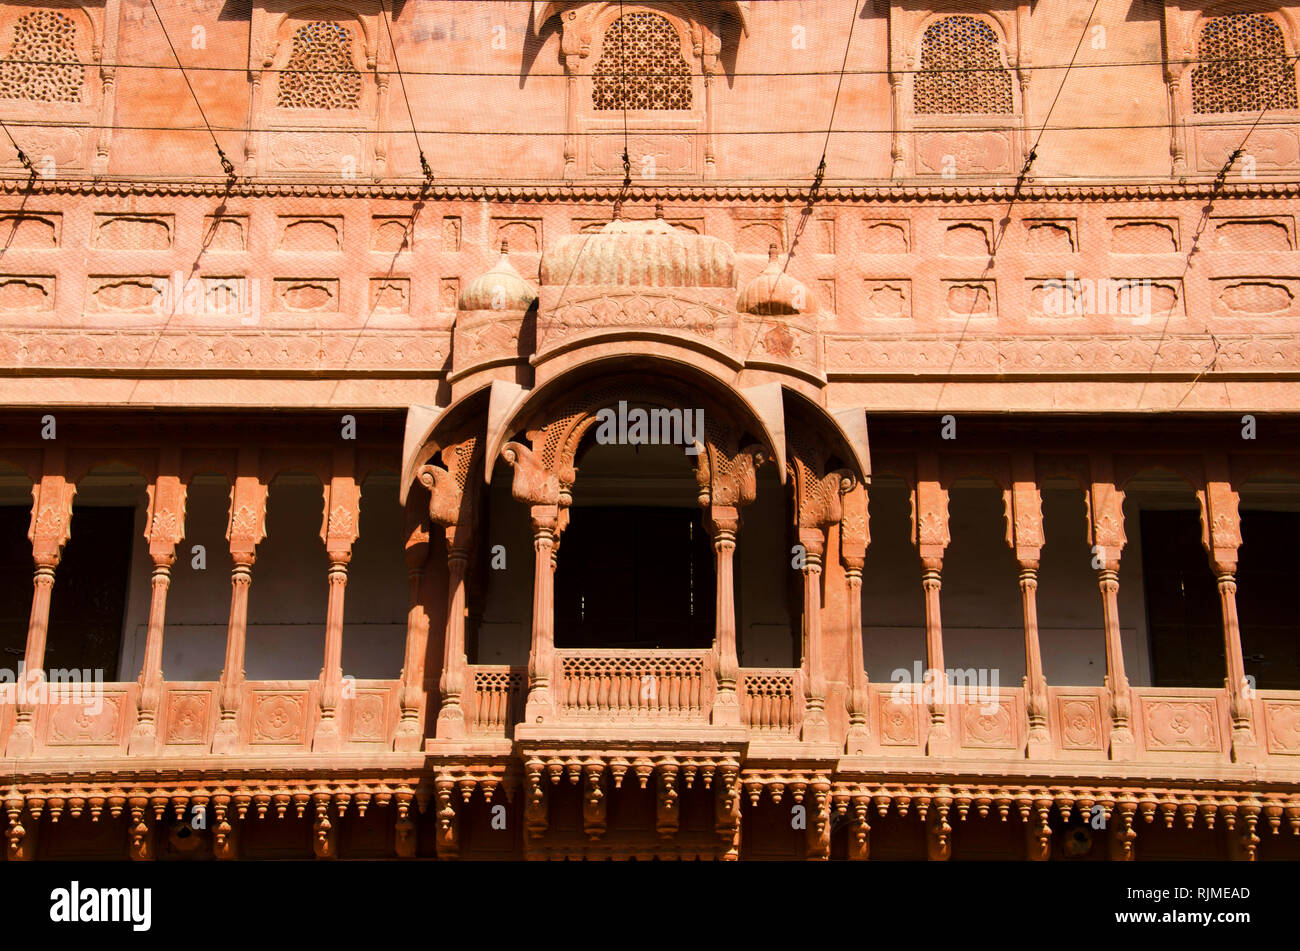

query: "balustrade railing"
xmin=741 ymin=668 xmax=802 ymax=734
xmin=468 ymin=665 xmax=525 ymax=735
xmin=554 ymin=648 xmax=713 ymax=719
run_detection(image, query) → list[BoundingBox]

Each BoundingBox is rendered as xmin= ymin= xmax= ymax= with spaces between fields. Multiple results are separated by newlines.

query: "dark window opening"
xmin=0 ymin=505 xmax=35 ymax=664
xmin=1141 ymin=508 xmax=1300 ymax=690
xmin=45 ymin=506 xmax=134 ymax=677
xmin=555 ymin=505 xmax=714 ymax=649
xmin=1141 ymin=509 xmax=1224 ymax=687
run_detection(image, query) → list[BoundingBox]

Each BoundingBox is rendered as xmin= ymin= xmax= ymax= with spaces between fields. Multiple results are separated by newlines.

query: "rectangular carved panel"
xmin=1140 ymin=697 xmax=1221 ymax=752
xmin=94 ymin=213 xmax=173 ymax=250
xmin=1263 ymin=700 xmax=1300 ymax=754
xmin=249 ymin=690 xmax=311 ymax=745
xmin=1056 ymin=694 xmax=1105 ymax=751
xmin=0 ymin=274 xmax=54 ymax=311
xmin=163 ymin=688 xmax=214 ymax=745
xmin=0 ymin=212 xmax=60 ymax=248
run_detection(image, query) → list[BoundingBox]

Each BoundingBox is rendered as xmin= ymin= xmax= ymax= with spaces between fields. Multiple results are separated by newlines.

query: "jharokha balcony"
xmin=2 ymin=409 xmax=1298 ymax=861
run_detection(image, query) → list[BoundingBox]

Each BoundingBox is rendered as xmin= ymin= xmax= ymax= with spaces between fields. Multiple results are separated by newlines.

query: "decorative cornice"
xmin=3 ymin=177 xmax=1300 ymax=203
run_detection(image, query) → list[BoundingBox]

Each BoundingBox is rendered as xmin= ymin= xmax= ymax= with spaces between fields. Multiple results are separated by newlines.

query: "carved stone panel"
xmin=250 ymin=691 xmax=309 ymax=745
xmin=1141 ymin=698 xmax=1221 ymax=752
xmin=1056 ymin=695 xmax=1104 ymax=751
xmin=958 ymin=697 xmax=1018 ymax=749
xmin=45 ymin=694 xmax=124 ymax=746
xmin=1263 ymin=700 xmax=1300 ymax=754
xmin=163 ymin=690 xmax=213 ymax=745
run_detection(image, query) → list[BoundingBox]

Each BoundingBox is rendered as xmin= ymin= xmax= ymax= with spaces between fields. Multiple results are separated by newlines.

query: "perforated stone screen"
xmin=277 ymin=21 xmax=362 ymax=110
xmin=592 ymin=11 xmax=692 ymax=111
xmin=1192 ymin=14 xmax=1297 ymax=114
xmin=0 ymin=10 xmax=82 ymax=103
xmin=913 ymin=15 xmax=1013 ymax=116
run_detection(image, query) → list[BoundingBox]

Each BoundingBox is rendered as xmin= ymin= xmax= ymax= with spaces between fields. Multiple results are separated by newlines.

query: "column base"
xmin=1108 ymin=726 xmax=1136 ymax=761
xmin=312 ymin=716 xmax=343 ymax=752
xmin=435 ymin=703 xmax=467 ymax=739
xmin=926 ymin=708 xmax=954 ymax=756
xmin=1230 ymin=727 xmax=1260 ymax=764
xmin=127 ymin=720 xmax=158 ymax=756
xmin=845 ymin=724 xmax=871 ymax=756
xmin=524 ymin=688 xmax=553 ymax=725
xmin=211 ymin=718 xmax=239 ymax=754
xmin=393 ymin=716 xmax=424 ymax=752
xmin=800 ymin=710 xmax=830 ymax=743
xmin=5 ymin=722 xmax=35 ymax=758
xmin=710 ymin=691 xmax=741 ymax=727
xmin=1026 ymin=727 xmax=1053 ymax=760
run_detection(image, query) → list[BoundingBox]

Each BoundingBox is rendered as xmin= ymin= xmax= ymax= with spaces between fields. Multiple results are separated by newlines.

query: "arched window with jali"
xmin=0 ymin=9 xmax=83 ymax=104
xmin=913 ymin=15 xmax=1013 ymax=115
xmin=277 ymin=20 xmax=362 ymax=110
xmin=1191 ymin=13 xmax=1297 ymax=114
xmin=592 ymin=11 xmax=692 ymax=111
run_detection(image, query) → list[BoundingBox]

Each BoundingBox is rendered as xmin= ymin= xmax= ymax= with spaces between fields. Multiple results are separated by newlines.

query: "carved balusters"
xmin=1086 ymin=455 xmax=1135 ymax=761
xmin=912 ymin=461 xmax=953 ymax=757
xmin=582 ymin=761 xmax=606 ymax=839
xmin=314 ymin=450 xmax=360 ymax=752
xmin=1006 ymin=455 xmax=1051 ymax=758
xmin=394 ymin=497 xmax=431 ymax=751
xmin=840 ymin=476 xmax=870 ymax=754
xmin=1199 ymin=464 xmax=1259 ymax=763
xmin=656 ymin=761 xmax=680 ymax=838
xmin=5 ymin=796 xmax=37 ymax=861
xmin=418 ymin=438 xmax=482 ymax=741
xmin=714 ymin=762 xmax=742 ymax=860
xmin=213 ymin=450 xmax=267 ymax=754
xmin=131 ymin=451 xmax=187 ymax=755
xmin=9 ymin=450 xmax=75 ymax=758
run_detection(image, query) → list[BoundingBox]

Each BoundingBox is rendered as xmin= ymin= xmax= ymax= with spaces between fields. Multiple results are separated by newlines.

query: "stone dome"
xmin=540 ymin=204 xmax=735 ymax=288
xmin=460 ymin=242 xmax=538 ymax=311
xmin=737 ymin=244 xmax=810 ymax=316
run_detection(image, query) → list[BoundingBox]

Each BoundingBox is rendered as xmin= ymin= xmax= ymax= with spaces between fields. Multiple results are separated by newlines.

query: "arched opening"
xmin=245 ymin=471 xmax=327 ymax=680
xmin=49 ymin=462 xmax=148 ymax=680
xmin=0 ymin=459 xmax=34 ymax=665
xmin=738 ymin=461 xmax=797 ymax=667
xmin=341 ymin=471 xmax=408 ymax=679
xmin=151 ymin=471 xmax=232 ymax=682
xmin=860 ymin=474 xmax=925 ymax=682
xmin=1235 ymin=470 xmax=1300 ymax=690
xmin=1036 ymin=478 xmax=1106 ymax=686
xmin=554 ymin=429 xmax=712 ymax=649
xmin=1124 ymin=467 xmax=1211 ymax=688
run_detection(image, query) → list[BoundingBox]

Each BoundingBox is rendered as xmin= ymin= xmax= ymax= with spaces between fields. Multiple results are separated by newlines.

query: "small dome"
xmin=738 ymin=244 xmax=810 ymax=316
xmin=540 ymin=203 xmax=735 ymax=288
xmin=460 ymin=242 xmax=538 ymax=311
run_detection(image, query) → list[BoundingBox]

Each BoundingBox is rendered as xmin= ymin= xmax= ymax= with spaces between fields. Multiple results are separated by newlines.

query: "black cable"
xmin=618 ymin=0 xmax=631 ymax=193
xmin=377 ymin=0 xmax=433 ymax=184
xmin=0 ymin=117 xmax=32 ymax=175
xmin=147 ymin=0 xmax=234 ymax=182
xmin=812 ymin=0 xmax=861 ymax=198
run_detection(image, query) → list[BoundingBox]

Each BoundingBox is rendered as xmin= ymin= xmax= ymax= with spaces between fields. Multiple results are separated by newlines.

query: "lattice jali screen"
xmin=592 ymin=11 xmax=692 ymax=111
xmin=1191 ymin=14 xmax=1297 ymax=114
xmin=913 ymin=15 xmax=1013 ymax=115
xmin=0 ymin=10 xmax=83 ymax=103
xmin=276 ymin=21 xmax=362 ymax=110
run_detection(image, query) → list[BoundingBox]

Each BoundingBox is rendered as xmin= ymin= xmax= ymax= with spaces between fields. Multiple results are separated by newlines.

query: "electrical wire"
xmin=147 ymin=0 xmax=234 ymax=182
xmin=377 ymin=0 xmax=433 ymax=184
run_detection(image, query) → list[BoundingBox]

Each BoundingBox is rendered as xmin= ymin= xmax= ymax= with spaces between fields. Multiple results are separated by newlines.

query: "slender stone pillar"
xmin=1087 ymin=456 xmax=1134 ymax=760
xmin=707 ymin=506 xmax=740 ymax=726
xmin=913 ymin=470 xmax=952 ymax=756
xmin=314 ymin=458 xmax=359 ymax=753
xmin=8 ymin=454 xmax=75 ymax=758
xmin=1200 ymin=472 xmax=1257 ymax=762
xmin=840 ymin=477 xmax=870 ymax=754
xmin=799 ymin=532 xmax=830 ymax=743
xmin=394 ymin=504 xmax=431 ymax=751
xmin=525 ymin=505 xmax=559 ymax=724
xmin=131 ymin=456 xmax=186 ymax=755
xmin=435 ymin=541 xmax=470 ymax=738
xmin=213 ymin=454 xmax=266 ymax=754
xmin=1007 ymin=464 xmax=1051 ymax=758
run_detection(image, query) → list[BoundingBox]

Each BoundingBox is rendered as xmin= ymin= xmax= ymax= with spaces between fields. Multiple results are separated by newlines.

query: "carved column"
xmin=314 ymin=451 xmax=360 ymax=752
xmin=1165 ymin=63 xmax=1187 ymax=175
xmin=840 ymin=477 xmax=870 ymax=754
xmin=1087 ymin=455 xmax=1134 ymax=760
xmin=8 ymin=453 xmax=75 ymax=758
xmin=130 ymin=450 xmax=187 ymax=755
xmin=394 ymin=496 xmax=431 ymax=750
xmin=913 ymin=465 xmax=952 ymax=757
xmin=419 ymin=439 xmax=481 ymax=741
xmin=1199 ymin=467 xmax=1257 ymax=762
xmin=791 ymin=451 xmax=844 ymax=745
xmin=502 ymin=439 xmax=569 ymax=725
xmin=213 ymin=451 xmax=266 ymax=754
xmin=702 ymin=444 xmax=764 ymax=727
xmin=1006 ymin=456 xmax=1050 ymax=758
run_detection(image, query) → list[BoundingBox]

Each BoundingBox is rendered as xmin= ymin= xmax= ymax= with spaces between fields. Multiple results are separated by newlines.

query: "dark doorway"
xmin=1236 ymin=510 xmax=1300 ymax=689
xmin=1141 ymin=508 xmax=1300 ymax=690
xmin=1140 ymin=509 xmax=1223 ymax=688
xmin=0 ymin=505 xmax=35 ymax=665
xmin=555 ymin=505 xmax=715 ymax=649
xmin=45 ymin=506 xmax=134 ymax=677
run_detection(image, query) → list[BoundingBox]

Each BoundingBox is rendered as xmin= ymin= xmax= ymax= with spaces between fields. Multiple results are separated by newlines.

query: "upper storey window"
xmin=592 ymin=11 xmax=692 ymax=111
xmin=913 ymin=15 xmax=1013 ymax=115
xmin=1191 ymin=13 xmax=1297 ymax=114
xmin=0 ymin=9 xmax=82 ymax=103
xmin=276 ymin=20 xmax=362 ymax=110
